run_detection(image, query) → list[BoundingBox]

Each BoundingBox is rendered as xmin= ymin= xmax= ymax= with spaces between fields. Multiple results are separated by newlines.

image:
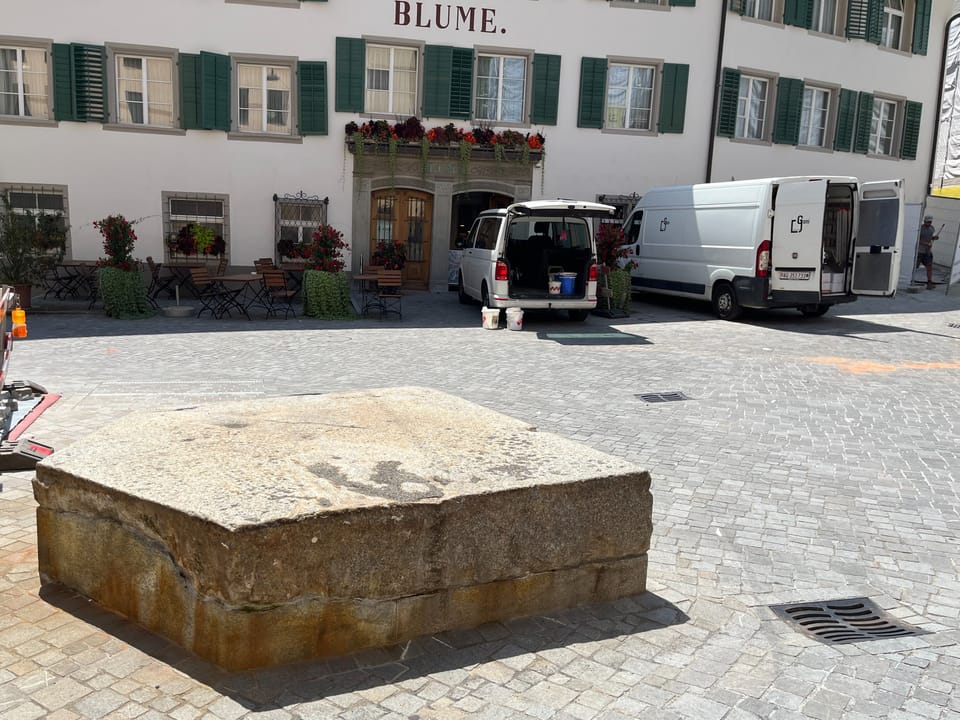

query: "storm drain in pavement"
xmin=636 ymin=391 xmax=691 ymax=403
xmin=769 ymin=597 xmax=928 ymax=644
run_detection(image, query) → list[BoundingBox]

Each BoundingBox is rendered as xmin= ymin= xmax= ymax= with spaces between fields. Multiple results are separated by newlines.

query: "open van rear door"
xmin=852 ymin=179 xmax=903 ymax=296
xmin=771 ymin=179 xmax=826 ymax=295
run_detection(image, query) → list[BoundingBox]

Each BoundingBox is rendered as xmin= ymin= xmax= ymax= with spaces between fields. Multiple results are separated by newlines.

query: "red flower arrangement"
xmin=346 ymin=117 xmax=545 ymax=152
xmin=595 ymin=223 xmax=637 ymax=274
xmin=94 ymin=214 xmax=139 ymax=271
xmin=306 ymin=224 xmax=347 ymax=273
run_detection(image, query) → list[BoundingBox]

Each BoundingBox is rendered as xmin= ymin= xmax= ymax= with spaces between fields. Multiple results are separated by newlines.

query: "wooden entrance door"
xmin=371 ymin=190 xmax=432 ymax=288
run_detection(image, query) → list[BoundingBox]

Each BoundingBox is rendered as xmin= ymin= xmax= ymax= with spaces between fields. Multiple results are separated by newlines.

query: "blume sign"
xmin=394 ymin=2 xmax=502 ymax=33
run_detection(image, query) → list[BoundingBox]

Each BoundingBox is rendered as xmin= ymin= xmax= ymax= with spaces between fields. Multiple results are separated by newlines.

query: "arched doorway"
xmin=371 ymin=189 xmax=433 ymax=288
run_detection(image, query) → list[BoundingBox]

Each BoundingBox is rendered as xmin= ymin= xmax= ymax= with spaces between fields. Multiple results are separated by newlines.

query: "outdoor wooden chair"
xmin=255 ymin=257 xmax=276 ymax=271
xmin=189 ymin=267 xmax=243 ymax=318
xmin=214 ymin=256 xmax=228 ymax=276
xmin=145 ymin=256 xmax=175 ymax=309
xmin=261 ymin=269 xmax=297 ymax=318
xmin=376 ymin=269 xmax=403 ymax=320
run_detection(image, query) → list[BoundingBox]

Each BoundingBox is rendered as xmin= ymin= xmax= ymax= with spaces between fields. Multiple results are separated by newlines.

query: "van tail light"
xmin=495 ymin=260 xmax=509 ymax=282
xmin=756 ymin=240 xmax=771 ymax=278
xmin=588 ymin=263 xmax=598 ymax=282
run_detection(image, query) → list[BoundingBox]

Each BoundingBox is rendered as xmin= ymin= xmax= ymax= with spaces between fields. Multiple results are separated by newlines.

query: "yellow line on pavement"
xmin=805 ymin=357 xmax=960 ymax=374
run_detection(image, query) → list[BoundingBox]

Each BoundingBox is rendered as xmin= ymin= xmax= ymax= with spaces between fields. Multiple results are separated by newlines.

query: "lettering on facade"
xmin=394 ymin=2 xmax=504 ymax=33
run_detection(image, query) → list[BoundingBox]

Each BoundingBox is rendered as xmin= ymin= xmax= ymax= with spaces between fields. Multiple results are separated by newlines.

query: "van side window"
xmin=474 ymin=218 xmax=500 ymax=250
xmin=626 ymin=211 xmax=643 ymax=244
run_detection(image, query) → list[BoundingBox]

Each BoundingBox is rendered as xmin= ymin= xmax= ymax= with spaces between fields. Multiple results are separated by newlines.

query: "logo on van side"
xmin=659 ymin=217 xmax=670 ymax=232
xmin=790 ymin=214 xmax=809 ymax=233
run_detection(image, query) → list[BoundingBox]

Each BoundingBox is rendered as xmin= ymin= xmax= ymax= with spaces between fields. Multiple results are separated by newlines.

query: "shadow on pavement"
xmin=39 ymin=582 xmax=688 ymax=710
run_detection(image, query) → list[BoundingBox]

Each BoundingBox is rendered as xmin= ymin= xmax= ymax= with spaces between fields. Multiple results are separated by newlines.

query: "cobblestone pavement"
xmin=2 ymin=285 xmax=959 ymax=719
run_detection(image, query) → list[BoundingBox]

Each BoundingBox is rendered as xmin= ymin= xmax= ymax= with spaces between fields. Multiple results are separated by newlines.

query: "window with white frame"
xmin=114 ymin=54 xmax=174 ymax=127
xmin=606 ymin=63 xmax=655 ymax=131
xmin=164 ymin=193 xmax=228 ymax=259
xmin=743 ymin=0 xmax=774 ymax=20
xmin=869 ymin=97 xmax=898 ymax=155
xmin=275 ymin=194 xmax=327 ymax=258
xmin=811 ymin=0 xmax=837 ymax=34
xmin=882 ymin=0 xmax=904 ymax=49
xmin=365 ymin=44 xmax=418 ymax=116
xmin=736 ymin=75 xmax=769 ymax=140
xmin=0 ymin=45 xmax=49 ymax=119
xmin=3 ymin=186 xmax=67 ymax=233
xmin=475 ymin=53 xmax=527 ymax=123
xmin=799 ymin=86 xmax=831 ymax=147
xmin=237 ymin=63 xmax=292 ymax=135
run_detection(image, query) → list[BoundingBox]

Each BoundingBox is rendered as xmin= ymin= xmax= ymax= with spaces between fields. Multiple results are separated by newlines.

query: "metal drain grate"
xmin=770 ymin=597 xmax=929 ymax=644
xmin=636 ymin=391 xmax=690 ymax=403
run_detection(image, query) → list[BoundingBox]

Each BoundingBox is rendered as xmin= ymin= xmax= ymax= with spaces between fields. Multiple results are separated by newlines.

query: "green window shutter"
xmin=669 ymin=0 xmax=696 ymax=6
xmin=772 ymin=77 xmax=804 ymax=144
xmin=866 ymin=0 xmax=884 ymax=44
xmin=298 ymin=61 xmax=327 ymax=136
xmin=72 ymin=44 xmax=107 ymax=122
xmin=833 ymin=88 xmax=857 ymax=151
xmin=900 ymin=100 xmax=922 ymax=160
xmin=846 ymin=0 xmax=883 ymax=40
xmin=199 ymin=51 xmax=230 ymax=131
xmin=335 ymin=37 xmax=365 ymax=113
xmin=716 ymin=67 xmax=740 ymax=138
xmin=51 ymin=43 xmax=76 ymax=122
xmin=423 ymin=45 xmax=453 ymax=117
xmin=912 ymin=0 xmax=932 ymax=55
xmin=531 ymin=53 xmax=561 ymax=126
xmin=658 ymin=63 xmax=688 ymax=134
xmin=853 ymin=91 xmax=874 ymax=153
xmin=577 ymin=57 xmax=607 ymax=129
xmin=449 ymin=47 xmax=473 ymax=119
xmin=783 ymin=0 xmax=813 ymax=28
xmin=179 ymin=53 xmax=201 ymax=130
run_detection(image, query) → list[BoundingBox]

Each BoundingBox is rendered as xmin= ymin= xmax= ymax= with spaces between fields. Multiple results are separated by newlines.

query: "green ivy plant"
xmin=302 ymin=269 xmax=354 ymax=320
xmin=98 ymin=265 xmax=154 ymax=319
xmin=608 ymin=267 xmax=632 ymax=313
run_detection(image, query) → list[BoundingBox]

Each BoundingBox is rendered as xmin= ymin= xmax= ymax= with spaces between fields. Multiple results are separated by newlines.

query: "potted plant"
xmin=595 ymin=222 xmax=635 ymax=316
xmin=94 ymin=214 xmax=153 ymax=318
xmin=302 ymin=224 xmax=354 ymax=319
xmin=0 ymin=195 xmax=67 ymax=309
xmin=369 ymin=240 xmax=407 ymax=270
xmin=168 ymin=223 xmax=224 ymax=259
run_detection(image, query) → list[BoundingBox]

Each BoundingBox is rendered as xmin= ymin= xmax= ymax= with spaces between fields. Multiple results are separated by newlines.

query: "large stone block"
xmin=34 ymin=387 xmax=652 ymax=670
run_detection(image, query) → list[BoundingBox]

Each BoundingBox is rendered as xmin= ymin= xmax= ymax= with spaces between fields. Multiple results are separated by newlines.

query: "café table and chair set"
xmin=43 ymin=260 xmax=100 ymax=308
xmin=353 ymin=266 xmax=403 ymax=320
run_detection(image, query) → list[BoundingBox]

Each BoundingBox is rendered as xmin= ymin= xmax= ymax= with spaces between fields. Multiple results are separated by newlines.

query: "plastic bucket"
xmin=505 ymin=307 xmax=523 ymax=331
xmin=548 ymin=276 xmax=562 ymax=295
xmin=559 ymin=272 xmax=577 ymax=295
xmin=481 ymin=306 xmax=501 ymax=329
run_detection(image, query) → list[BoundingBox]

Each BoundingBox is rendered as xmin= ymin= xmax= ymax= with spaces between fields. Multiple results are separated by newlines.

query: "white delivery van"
xmin=619 ymin=176 xmax=904 ymax=319
xmin=458 ymin=199 xmax=616 ymax=321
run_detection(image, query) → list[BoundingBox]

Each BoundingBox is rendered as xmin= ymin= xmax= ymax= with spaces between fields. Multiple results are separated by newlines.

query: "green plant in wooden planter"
xmin=302 ymin=269 xmax=354 ymax=320
xmin=93 ymin=214 xmax=154 ymax=318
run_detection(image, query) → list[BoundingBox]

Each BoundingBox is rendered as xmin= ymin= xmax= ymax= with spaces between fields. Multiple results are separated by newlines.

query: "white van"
xmin=620 ymin=176 xmax=904 ymax=319
xmin=458 ymin=199 xmax=616 ymax=321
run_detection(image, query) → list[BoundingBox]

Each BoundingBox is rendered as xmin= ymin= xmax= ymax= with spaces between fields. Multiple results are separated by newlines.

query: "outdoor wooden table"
xmin=353 ymin=271 xmax=381 ymax=317
xmin=46 ymin=260 xmax=99 ymax=307
xmin=279 ymin=261 xmax=307 ymax=295
xmin=164 ymin=262 xmax=208 ymax=298
xmin=217 ymin=273 xmax=267 ymax=317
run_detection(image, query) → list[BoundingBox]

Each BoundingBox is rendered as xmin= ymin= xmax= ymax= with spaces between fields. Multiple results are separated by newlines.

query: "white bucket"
xmin=548 ymin=278 xmax=562 ymax=295
xmin=481 ymin=306 xmax=501 ymax=329
xmin=505 ymin=307 xmax=523 ymax=331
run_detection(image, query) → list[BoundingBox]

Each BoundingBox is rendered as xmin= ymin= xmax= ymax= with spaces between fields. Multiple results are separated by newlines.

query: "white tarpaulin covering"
xmin=934 ymin=7 xmax=960 ymax=189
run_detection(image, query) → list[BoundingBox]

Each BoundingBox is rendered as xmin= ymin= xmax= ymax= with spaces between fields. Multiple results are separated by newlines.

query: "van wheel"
xmin=712 ymin=283 xmax=742 ymax=320
xmin=458 ymin=273 xmax=470 ymax=304
xmin=800 ymin=304 xmax=830 ymax=318
xmin=568 ymin=309 xmax=589 ymax=321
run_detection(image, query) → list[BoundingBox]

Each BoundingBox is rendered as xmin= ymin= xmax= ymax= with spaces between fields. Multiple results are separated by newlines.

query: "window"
xmin=274 ymin=193 xmax=328 ymax=258
xmin=799 ymin=86 xmax=831 ymax=147
xmin=163 ymin=192 xmax=228 ymax=260
xmin=743 ymin=0 xmax=774 ymax=20
xmin=475 ymin=53 xmax=527 ymax=123
xmin=882 ymin=0 xmax=904 ymax=49
xmin=737 ymin=75 xmax=769 ymax=140
xmin=114 ymin=53 xmax=173 ymax=127
xmin=869 ymin=97 xmax=898 ymax=155
xmin=472 ymin=217 xmax=501 ymax=250
xmin=237 ymin=63 xmax=292 ymax=135
xmin=0 ymin=45 xmax=49 ymax=119
xmin=606 ymin=63 xmax=655 ymax=131
xmin=3 ymin=186 xmax=67 ymax=233
xmin=365 ymin=44 xmax=418 ymax=116
xmin=812 ymin=0 xmax=837 ymax=33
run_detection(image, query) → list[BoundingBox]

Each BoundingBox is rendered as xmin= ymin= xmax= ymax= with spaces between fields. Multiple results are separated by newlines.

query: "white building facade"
xmin=0 ymin=0 xmax=950 ymax=291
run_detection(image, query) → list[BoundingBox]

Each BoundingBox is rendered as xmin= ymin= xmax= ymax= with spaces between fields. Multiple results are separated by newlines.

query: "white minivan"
xmin=458 ymin=200 xmax=616 ymax=321
xmin=620 ymin=176 xmax=904 ymax=319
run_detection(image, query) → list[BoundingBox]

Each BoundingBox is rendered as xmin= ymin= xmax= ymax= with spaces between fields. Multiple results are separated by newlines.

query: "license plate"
xmin=778 ymin=271 xmax=811 ymax=281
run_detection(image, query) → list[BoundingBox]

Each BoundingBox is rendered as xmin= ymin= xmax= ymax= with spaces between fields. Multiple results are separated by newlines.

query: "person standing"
xmin=918 ymin=215 xmax=939 ymax=289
